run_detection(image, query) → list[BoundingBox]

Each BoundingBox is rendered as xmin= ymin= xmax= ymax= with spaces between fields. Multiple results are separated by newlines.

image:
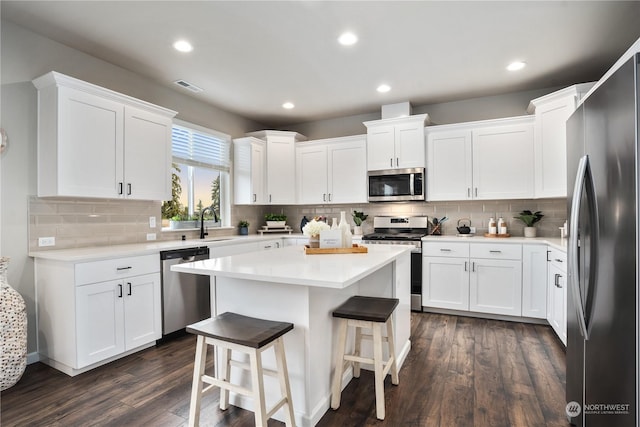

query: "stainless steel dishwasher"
xmin=160 ymin=246 xmax=210 ymax=336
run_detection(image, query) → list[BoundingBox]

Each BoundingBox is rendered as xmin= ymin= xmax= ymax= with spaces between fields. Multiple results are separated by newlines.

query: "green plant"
xmin=264 ymin=213 xmax=287 ymax=222
xmin=514 ymin=210 xmax=544 ymax=227
xmin=352 ymin=210 xmax=368 ymax=226
xmin=238 ymin=220 xmax=249 ymax=228
xmin=161 ymin=163 xmax=183 ymax=220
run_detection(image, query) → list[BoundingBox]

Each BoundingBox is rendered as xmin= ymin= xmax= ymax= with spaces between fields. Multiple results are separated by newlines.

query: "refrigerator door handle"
xmin=569 ymin=154 xmax=590 ymax=340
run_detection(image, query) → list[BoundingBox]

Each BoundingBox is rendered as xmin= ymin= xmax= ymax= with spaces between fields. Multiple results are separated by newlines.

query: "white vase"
xmin=353 ymin=225 xmax=363 ymax=236
xmin=0 ymin=257 xmax=27 ymax=391
xmin=524 ymin=226 xmax=537 ymax=238
xmin=338 ymin=211 xmax=351 ymax=248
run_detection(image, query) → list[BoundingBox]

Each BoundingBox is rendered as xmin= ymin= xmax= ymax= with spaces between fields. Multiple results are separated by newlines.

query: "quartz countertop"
xmin=28 ymin=234 xmax=310 ymax=262
xmin=171 ymin=244 xmax=412 ymax=289
xmin=421 ymin=235 xmax=567 ymax=252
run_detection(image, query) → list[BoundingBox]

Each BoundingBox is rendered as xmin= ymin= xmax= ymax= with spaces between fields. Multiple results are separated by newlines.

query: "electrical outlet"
xmin=38 ymin=237 xmax=56 ymax=247
xmin=149 ymin=216 xmax=156 ymax=228
xmin=146 ymin=233 xmax=156 ymax=241
xmin=470 ymin=226 xmax=476 ymax=234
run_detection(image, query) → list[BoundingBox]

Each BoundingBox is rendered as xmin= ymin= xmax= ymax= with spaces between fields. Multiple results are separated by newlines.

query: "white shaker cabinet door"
xmin=423 ymin=256 xmax=470 ymax=310
xmin=55 ymin=87 xmax=124 ymax=198
xmin=426 ymin=129 xmax=473 ymax=201
xmin=327 ymin=138 xmax=367 ymax=203
xmin=123 ymin=107 xmax=172 ymax=200
xmin=266 ymin=137 xmax=296 ymax=204
xmin=76 ymin=279 xmax=125 ymax=368
xmin=469 ymin=258 xmax=522 ymax=316
xmin=366 ymin=124 xmax=396 ymax=170
xmin=123 ymin=273 xmax=161 ymax=350
xmin=394 ymin=121 xmax=426 ymax=169
xmin=472 ymin=123 xmax=534 ymax=200
xmin=522 ymin=244 xmax=548 ymax=319
xmin=296 ymin=145 xmax=328 ymax=204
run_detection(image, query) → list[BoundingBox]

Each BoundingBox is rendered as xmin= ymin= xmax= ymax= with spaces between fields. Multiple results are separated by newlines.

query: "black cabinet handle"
xmin=127 ymin=282 xmax=132 ymax=296
xmin=127 ymin=183 xmax=132 ymax=195
xmin=118 ymin=284 xmax=123 ymax=298
xmin=555 ymin=273 xmax=562 ymax=288
xmin=116 ymin=266 xmax=132 ymax=271
xmin=118 ymin=182 xmax=123 ymax=195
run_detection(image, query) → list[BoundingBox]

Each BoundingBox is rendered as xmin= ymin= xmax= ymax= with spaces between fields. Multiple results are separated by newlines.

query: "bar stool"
xmin=186 ymin=312 xmax=295 ymax=427
xmin=330 ymin=295 xmax=399 ymax=420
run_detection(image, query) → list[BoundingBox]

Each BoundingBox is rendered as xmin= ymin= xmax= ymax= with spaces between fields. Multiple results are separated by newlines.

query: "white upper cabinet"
xmin=33 ymin=71 xmax=176 ymax=200
xmin=426 ymin=116 xmax=535 ymax=201
xmin=245 ymin=130 xmax=306 ymax=205
xmin=426 ymin=129 xmax=473 ymax=200
xmin=364 ymin=114 xmax=429 ymax=170
xmin=528 ymin=83 xmax=595 ymax=198
xmin=296 ymin=135 xmax=367 ymax=204
xmin=233 ymin=137 xmax=266 ymax=205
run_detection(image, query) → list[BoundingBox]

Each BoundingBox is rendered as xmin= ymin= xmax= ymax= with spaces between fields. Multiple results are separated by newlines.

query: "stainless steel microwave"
xmin=367 ymin=167 xmax=425 ymax=202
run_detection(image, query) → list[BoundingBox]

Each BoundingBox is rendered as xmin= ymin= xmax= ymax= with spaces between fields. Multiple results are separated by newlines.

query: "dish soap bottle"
xmin=488 ymin=217 xmax=497 ymax=235
xmin=497 ymin=217 xmax=507 ymax=235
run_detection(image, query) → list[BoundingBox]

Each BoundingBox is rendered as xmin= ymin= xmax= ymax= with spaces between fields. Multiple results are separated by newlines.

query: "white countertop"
xmin=171 ymin=244 xmax=412 ymax=289
xmin=422 ymin=235 xmax=567 ymax=252
xmin=28 ymin=234 xmax=305 ymax=262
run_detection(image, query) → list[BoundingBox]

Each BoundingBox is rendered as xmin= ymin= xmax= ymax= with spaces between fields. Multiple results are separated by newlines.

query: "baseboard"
xmin=27 ymin=351 xmax=40 ymax=365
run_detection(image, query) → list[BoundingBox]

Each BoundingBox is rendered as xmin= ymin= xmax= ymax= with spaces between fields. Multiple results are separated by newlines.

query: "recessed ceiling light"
xmin=507 ymin=61 xmax=526 ymax=71
xmin=173 ymin=40 xmax=193 ymax=53
xmin=282 ymin=102 xmax=295 ymax=109
xmin=338 ymin=32 xmax=358 ymax=46
xmin=377 ymin=84 xmax=391 ymax=93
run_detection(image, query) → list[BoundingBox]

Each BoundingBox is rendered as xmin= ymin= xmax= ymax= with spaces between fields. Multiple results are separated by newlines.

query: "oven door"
xmin=368 ymin=168 xmax=425 ymax=202
xmin=411 ymin=248 xmax=423 ymax=312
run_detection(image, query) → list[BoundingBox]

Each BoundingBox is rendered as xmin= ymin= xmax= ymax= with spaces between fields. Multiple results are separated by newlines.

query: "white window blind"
xmin=172 ymin=121 xmax=230 ymax=172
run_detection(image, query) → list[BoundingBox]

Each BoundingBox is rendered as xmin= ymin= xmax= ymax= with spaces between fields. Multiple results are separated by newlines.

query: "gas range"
xmin=362 ymin=216 xmax=429 ymax=246
xmin=362 ymin=216 xmax=428 ymax=313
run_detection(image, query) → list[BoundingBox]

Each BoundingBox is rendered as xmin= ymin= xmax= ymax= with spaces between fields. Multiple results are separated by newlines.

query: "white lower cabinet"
xmin=469 ymin=258 xmax=522 ymax=316
xmin=521 ymin=244 xmax=548 ymax=318
xmin=35 ymin=254 xmax=161 ymax=376
xmin=423 ymin=241 xmax=524 ymax=317
xmin=76 ymin=272 xmax=160 ymax=367
xmin=547 ymin=248 xmax=567 ymax=345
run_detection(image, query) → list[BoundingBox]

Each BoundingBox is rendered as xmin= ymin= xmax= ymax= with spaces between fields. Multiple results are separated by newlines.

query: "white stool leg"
xmin=372 ymin=322 xmax=386 ymax=420
xmin=353 ymin=324 xmax=362 ymax=378
xmin=249 ymin=349 xmax=267 ymax=427
xmin=219 ymin=347 xmax=231 ymax=410
xmin=331 ymin=318 xmax=348 ymax=410
xmin=188 ymin=335 xmax=207 ymax=427
xmin=274 ymin=337 xmax=296 ymax=427
xmin=386 ymin=317 xmax=399 ymax=385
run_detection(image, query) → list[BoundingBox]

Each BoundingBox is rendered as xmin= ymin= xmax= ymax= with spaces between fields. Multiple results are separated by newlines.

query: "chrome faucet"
xmin=199 ymin=206 xmax=219 ymax=239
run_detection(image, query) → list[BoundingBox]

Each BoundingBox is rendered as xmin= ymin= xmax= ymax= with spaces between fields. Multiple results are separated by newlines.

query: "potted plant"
xmin=514 ymin=210 xmax=544 ymax=237
xmin=265 ymin=213 xmax=287 ymax=228
xmin=302 ymin=218 xmax=330 ymax=248
xmin=238 ymin=220 xmax=249 ymax=236
xmin=352 ymin=210 xmax=368 ymax=236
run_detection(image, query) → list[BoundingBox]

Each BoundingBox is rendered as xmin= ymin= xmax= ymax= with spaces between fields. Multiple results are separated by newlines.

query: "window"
xmin=162 ymin=119 xmax=231 ymax=228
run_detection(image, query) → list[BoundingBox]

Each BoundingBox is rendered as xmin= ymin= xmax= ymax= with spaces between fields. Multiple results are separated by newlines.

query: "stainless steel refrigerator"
xmin=566 ymin=53 xmax=639 ymax=426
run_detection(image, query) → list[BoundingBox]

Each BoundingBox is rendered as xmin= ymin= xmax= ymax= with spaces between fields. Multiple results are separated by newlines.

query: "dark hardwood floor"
xmin=1 ymin=313 xmax=569 ymax=427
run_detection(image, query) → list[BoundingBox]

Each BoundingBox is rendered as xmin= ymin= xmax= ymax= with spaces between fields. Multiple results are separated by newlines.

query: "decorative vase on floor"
xmin=524 ymin=227 xmax=537 ymax=238
xmin=0 ymin=257 xmax=27 ymax=391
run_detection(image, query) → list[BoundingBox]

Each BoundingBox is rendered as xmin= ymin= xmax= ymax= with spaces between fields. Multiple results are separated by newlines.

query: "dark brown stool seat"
xmin=330 ymin=296 xmax=399 ymax=420
xmin=186 ymin=312 xmax=295 ymax=427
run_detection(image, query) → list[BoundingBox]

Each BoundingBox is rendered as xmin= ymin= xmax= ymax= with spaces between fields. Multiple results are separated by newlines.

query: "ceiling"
xmin=3 ymin=1 xmax=640 ymax=127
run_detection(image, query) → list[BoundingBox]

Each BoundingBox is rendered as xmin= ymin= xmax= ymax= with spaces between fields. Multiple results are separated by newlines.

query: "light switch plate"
xmin=149 ymin=216 xmax=156 ymax=228
xmin=146 ymin=233 xmax=156 ymax=241
xmin=39 ymin=237 xmax=55 ymax=247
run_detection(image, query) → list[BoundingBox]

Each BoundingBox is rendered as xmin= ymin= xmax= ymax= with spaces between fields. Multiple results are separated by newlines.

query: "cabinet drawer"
xmin=548 ymin=248 xmax=567 ymax=271
xmin=470 ymin=243 xmax=522 ymax=260
xmin=423 ymin=242 xmax=469 ymax=258
xmin=76 ymin=254 xmax=159 ymax=285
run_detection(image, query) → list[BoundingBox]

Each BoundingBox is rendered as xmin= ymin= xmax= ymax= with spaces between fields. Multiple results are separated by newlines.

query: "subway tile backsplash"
xmin=29 ymin=196 xmax=567 ymax=251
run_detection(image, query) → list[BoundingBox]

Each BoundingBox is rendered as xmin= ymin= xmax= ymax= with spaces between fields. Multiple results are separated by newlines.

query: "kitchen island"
xmin=172 ymin=244 xmax=411 ymax=427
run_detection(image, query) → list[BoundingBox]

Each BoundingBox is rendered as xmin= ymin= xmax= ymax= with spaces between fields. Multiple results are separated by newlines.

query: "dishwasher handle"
xmin=160 ymin=246 xmax=209 ymax=261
